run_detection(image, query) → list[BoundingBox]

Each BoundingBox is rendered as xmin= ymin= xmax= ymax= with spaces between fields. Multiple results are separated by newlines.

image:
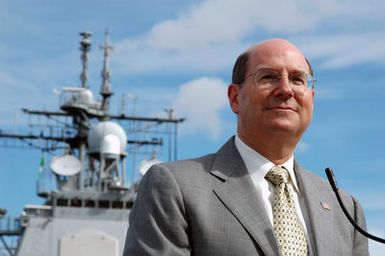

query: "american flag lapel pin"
xmin=320 ymin=202 xmax=331 ymax=211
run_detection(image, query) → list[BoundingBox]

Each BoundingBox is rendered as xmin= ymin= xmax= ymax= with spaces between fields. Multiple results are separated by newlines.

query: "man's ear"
xmin=228 ymin=83 xmax=240 ymax=114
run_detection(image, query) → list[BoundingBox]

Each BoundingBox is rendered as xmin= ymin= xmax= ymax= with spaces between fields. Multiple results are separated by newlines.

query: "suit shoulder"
xmin=141 ymin=153 xmax=217 ymax=191
xmin=160 ymin=153 xmax=216 ymax=174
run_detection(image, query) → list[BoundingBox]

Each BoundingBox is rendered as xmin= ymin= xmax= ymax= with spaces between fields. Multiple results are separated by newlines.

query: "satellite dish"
xmin=50 ymin=155 xmax=82 ymax=176
xmin=139 ymin=158 xmax=162 ymax=176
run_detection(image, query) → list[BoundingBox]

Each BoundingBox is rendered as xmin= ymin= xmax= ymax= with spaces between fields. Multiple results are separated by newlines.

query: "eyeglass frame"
xmin=244 ymin=68 xmax=316 ymax=92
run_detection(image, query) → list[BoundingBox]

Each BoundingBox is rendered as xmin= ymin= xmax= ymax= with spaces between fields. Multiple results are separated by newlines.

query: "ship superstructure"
xmin=0 ymin=30 xmax=184 ymax=256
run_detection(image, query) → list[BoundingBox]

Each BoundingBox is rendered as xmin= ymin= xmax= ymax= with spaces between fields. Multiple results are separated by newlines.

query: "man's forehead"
xmin=249 ymin=38 xmax=303 ymax=55
xmin=247 ymin=39 xmax=307 ymax=70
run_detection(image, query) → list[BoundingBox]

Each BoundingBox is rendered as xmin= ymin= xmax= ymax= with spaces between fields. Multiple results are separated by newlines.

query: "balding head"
xmin=232 ymin=39 xmax=313 ymax=85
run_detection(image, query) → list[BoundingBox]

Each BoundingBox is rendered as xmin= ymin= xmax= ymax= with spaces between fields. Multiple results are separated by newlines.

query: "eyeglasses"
xmin=245 ymin=68 xmax=316 ymax=93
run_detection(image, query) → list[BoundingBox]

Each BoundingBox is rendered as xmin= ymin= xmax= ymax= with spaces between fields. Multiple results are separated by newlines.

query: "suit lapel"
xmin=295 ymin=163 xmax=335 ymax=256
xmin=210 ymin=138 xmax=281 ymax=256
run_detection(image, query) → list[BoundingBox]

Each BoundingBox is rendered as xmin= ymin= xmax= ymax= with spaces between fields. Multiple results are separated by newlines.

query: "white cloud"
xmin=0 ymin=71 xmax=52 ymax=112
xmin=113 ymin=40 xmax=244 ymax=74
xmin=0 ymin=71 xmax=33 ymax=90
xmin=296 ymin=141 xmax=309 ymax=153
xmin=314 ymin=87 xmax=344 ymax=100
xmin=370 ymin=241 xmax=384 ymax=256
xmin=116 ymin=0 xmax=385 ymax=72
xmin=173 ymin=77 xmax=228 ymax=139
xmin=357 ymin=191 xmax=385 ymax=211
xmin=112 ymin=0 xmax=385 ymax=74
xmin=369 ymin=228 xmax=385 ymax=256
xmin=145 ymin=0 xmax=328 ymax=51
xmin=111 ymin=0 xmax=341 ymax=74
xmin=296 ymin=33 xmax=385 ymax=69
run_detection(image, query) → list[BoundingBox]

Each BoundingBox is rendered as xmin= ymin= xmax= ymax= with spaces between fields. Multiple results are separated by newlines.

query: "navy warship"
xmin=0 ymin=30 xmax=184 ymax=256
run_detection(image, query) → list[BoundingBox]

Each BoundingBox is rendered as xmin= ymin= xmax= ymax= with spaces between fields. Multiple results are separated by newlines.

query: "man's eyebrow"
xmin=253 ymin=67 xmax=307 ymax=73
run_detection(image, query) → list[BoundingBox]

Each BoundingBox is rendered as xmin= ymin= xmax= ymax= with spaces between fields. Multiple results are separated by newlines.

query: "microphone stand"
xmin=325 ymin=168 xmax=385 ymax=244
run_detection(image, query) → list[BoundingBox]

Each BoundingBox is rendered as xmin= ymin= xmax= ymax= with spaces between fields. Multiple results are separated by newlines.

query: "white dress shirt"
xmin=234 ymin=134 xmax=308 ymax=234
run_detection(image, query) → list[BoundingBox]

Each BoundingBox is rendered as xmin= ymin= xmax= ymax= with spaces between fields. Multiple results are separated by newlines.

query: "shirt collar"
xmin=234 ymin=134 xmax=300 ymax=193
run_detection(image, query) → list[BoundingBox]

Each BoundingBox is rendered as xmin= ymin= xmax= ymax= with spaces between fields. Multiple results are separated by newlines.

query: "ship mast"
xmin=0 ymin=31 xmax=185 ymax=255
xmin=100 ymin=29 xmax=114 ymax=114
xmin=79 ymin=32 xmax=91 ymax=89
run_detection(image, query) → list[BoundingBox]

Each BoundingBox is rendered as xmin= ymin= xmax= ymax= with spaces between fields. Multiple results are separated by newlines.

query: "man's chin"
xmin=267 ymin=120 xmax=299 ymax=134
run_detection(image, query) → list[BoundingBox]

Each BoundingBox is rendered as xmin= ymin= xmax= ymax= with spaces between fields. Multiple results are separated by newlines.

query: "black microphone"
xmin=325 ymin=167 xmax=385 ymax=244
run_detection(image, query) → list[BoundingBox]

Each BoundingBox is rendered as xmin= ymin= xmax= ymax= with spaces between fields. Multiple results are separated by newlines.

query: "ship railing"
xmin=0 ymin=216 xmax=21 ymax=236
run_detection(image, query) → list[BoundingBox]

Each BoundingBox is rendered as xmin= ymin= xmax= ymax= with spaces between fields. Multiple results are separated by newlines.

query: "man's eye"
xmin=257 ymin=73 xmax=278 ymax=82
xmin=290 ymin=75 xmax=306 ymax=86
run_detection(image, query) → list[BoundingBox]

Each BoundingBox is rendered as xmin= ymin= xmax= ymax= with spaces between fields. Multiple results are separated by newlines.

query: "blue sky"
xmin=1 ymin=0 xmax=385 ymax=254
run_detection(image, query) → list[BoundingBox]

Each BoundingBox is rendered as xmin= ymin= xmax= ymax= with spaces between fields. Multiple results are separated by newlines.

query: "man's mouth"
xmin=264 ymin=105 xmax=297 ymax=112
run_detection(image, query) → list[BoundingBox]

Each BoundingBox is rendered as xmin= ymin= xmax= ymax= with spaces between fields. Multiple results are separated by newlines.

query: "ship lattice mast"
xmin=100 ymin=28 xmax=114 ymax=114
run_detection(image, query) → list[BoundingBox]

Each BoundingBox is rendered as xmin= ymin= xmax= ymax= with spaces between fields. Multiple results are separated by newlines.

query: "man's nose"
xmin=274 ymin=76 xmax=294 ymax=98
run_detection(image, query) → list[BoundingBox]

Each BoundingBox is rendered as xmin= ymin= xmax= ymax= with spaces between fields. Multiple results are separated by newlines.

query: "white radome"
xmin=88 ymin=121 xmax=127 ymax=156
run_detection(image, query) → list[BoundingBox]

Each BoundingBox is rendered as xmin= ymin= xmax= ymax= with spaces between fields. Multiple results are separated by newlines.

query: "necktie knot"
xmin=265 ymin=166 xmax=289 ymax=186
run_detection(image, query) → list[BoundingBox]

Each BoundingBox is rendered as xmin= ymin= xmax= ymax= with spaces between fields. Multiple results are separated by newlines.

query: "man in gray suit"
xmin=123 ymin=39 xmax=369 ymax=255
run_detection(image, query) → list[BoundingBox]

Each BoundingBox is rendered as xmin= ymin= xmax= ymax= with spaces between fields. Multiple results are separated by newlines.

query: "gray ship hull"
xmin=17 ymin=205 xmax=129 ymax=256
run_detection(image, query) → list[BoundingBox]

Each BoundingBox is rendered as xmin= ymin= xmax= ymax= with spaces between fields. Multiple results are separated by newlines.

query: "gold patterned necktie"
xmin=265 ymin=166 xmax=308 ymax=256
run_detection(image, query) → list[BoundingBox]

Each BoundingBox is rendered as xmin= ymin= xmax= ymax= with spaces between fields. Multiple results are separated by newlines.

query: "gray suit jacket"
xmin=123 ymin=137 xmax=369 ymax=255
